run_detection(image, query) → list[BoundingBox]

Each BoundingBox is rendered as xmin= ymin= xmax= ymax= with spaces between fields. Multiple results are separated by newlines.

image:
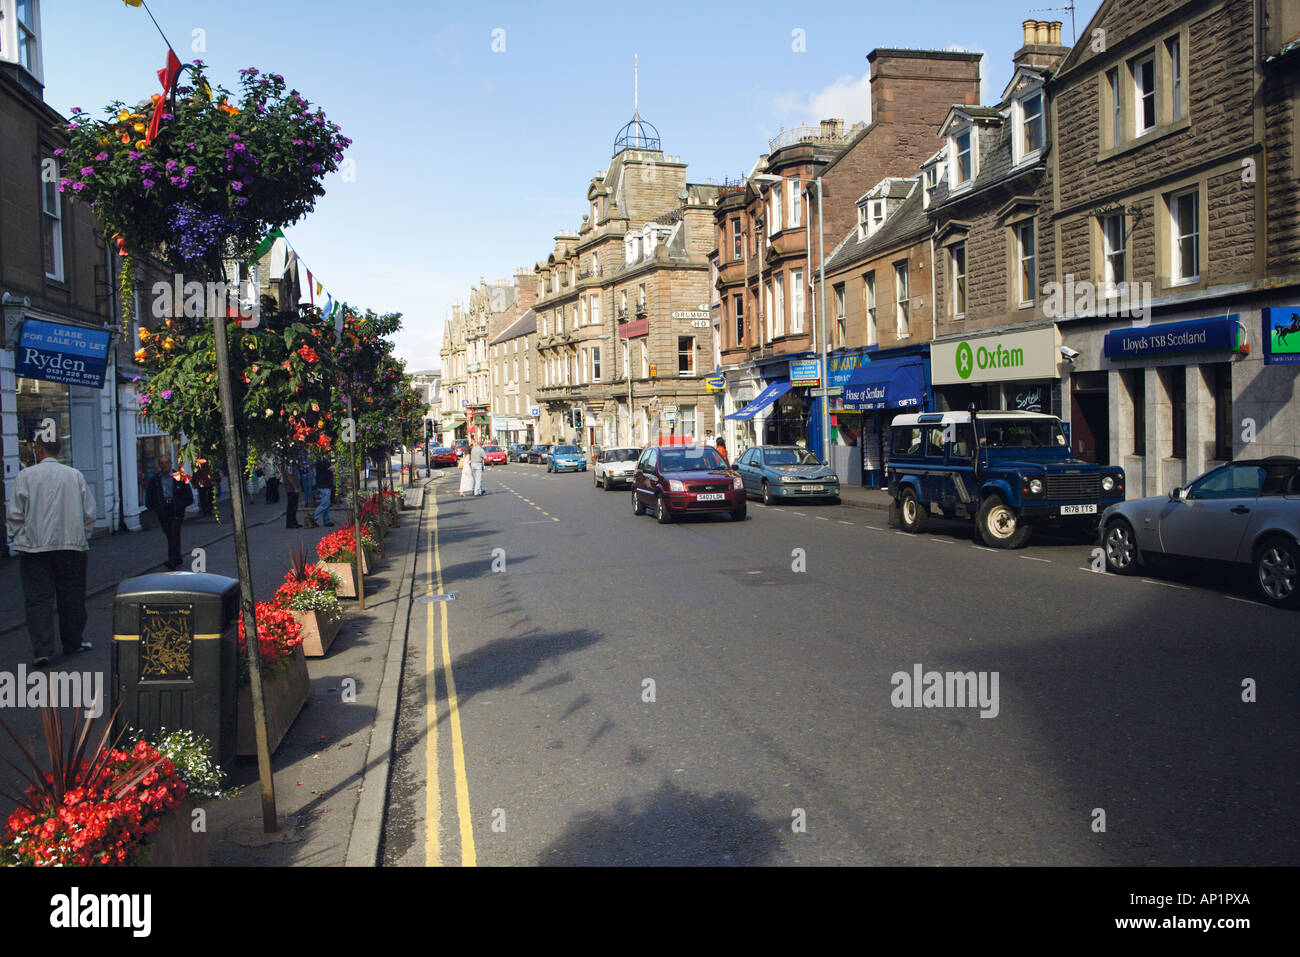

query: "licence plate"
xmin=696 ymin=493 xmax=725 ymax=501
xmin=801 ymin=485 xmax=824 ymax=492
xmin=1059 ymin=504 xmax=1097 ymax=515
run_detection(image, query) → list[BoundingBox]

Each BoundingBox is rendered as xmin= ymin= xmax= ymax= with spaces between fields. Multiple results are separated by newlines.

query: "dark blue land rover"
xmin=885 ymin=411 xmax=1126 ymax=548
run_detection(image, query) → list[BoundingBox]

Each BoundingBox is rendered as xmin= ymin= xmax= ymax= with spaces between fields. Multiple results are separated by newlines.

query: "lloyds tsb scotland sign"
xmin=932 ymin=326 xmax=1061 ymax=386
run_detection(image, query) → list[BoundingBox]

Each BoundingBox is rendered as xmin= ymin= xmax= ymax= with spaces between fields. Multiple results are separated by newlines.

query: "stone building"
xmin=487 ymin=269 xmax=538 ymax=446
xmin=438 ymin=302 xmax=468 ymax=443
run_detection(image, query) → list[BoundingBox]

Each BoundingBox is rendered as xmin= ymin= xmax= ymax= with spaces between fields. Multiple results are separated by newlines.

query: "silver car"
xmin=1099 ymin=457 xmax=1300 ymax=608
xmin=593 ymin=447 xmax=641 ymax=490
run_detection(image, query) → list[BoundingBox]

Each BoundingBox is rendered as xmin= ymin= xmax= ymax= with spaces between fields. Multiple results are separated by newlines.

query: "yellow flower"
xmin=133 ymin=122 xmax=146 ymax=134
xmin=162 ymin=337 xmax=175 ymax=350
xmin=138 ymin=329 xmax=151 ymax=342
xmin=135 ymin=139 xmax=148 ymax=150
xmin=134 ymin=348 xmax=147 ymax=363
xmin=117 ymin=109 xmax=130 ymax=122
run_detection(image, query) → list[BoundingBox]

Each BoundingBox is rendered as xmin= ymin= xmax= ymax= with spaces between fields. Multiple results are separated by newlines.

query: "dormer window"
xmin=950 ymin=126 xmax=974 ymax=188
xmin=1015 ymin=90 xmax=1044 ymax=164
xmin=857 ymin=203 xmax=869 ymax=240
xmin=8 ymin=0 xmax=42 ymax=79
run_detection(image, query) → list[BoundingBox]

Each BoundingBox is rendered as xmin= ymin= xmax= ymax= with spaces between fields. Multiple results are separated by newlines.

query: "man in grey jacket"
xmin=470 ymin=437 xmax=486 ymax=496
xmin=5 ymin=437 xmax=97 ymax=667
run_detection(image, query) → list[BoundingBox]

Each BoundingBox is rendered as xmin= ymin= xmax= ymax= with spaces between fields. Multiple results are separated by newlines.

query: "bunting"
xmin=245 ymin=228 xmax=343 ymax=324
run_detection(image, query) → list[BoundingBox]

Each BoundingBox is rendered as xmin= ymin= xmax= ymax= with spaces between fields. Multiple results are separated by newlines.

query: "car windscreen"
xmin=765 ymin=449 xmax=821 ymax=466
xmin=979 ymin=419 xmax=1066 ymax=450
xmin=605 ymin=449 xmax=640 ymax=462
xmin=659 ymin=448 xmax=726 ymax=472
xmin=483 ymin=447 xmax=501 ymax=452
xmin=553 ymin=446 xmax=578 ymax=454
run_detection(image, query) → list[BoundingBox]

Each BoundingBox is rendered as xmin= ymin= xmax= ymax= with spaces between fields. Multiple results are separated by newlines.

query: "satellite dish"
xmin=678 ymin=188 xmax=688 ymax=201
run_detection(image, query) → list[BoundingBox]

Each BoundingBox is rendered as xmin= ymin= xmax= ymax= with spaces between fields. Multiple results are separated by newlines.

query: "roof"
xmin=892 ymin=410 xmax=1060 ymax=427
xmin=489 ymin=308 xmax=537 ymax=344
xmin=823 ymin=180 xmax=928 ymax=274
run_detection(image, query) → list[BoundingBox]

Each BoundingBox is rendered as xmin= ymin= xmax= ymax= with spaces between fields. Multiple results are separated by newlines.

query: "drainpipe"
xmin=816 ymin=178 xmax=828 ymax=466
xmin=930 ymin=222 xmax=939 ymax=346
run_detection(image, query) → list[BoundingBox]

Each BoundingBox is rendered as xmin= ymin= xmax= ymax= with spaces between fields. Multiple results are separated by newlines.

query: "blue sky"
xmin=42 ymin=0 xmax=1101 ymax=370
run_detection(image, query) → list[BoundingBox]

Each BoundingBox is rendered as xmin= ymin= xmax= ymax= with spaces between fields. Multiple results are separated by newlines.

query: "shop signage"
xmin=1104 ymin=316 xmax=1246 ymax=360
xmin=689 ymin=319 xmax=709 ymax=328
xmin=649 ymin=364 xmax=658 ymax=378
xmin=530 ymin=407 xmax=540 ymax=417
xmin=1261 ymin=307 xmax=1300 ymax=365
xmin=932 ymin=326 xmax=1060 ymax=385
xmin=790 ymin=359 xmax=821 ymax=387
xmin=15 ymin=319 xmax=112 ymax=389
xmin=491 ymin=416 xmax=507 ymax=431
xmin=672 ymin=310 xmax=710 ymax=320
xmin=828 ymin=352 xmax=865 ymax=387
xmin=618 ymin=318 xmax=649 ymax=338
xmin=704 ymin=373 xmax=725 ymax=393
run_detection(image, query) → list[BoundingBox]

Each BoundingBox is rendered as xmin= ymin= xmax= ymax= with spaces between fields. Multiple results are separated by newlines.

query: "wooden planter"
xmin=319 ymin=550 xmax=368 ymax=597
xmin=143 ymin=797 xmax=210 ymax=867
xmin=238 ymin=646 xmax=309 ymax=756
xmin=290 ymin=607 xmax=341 ymax=658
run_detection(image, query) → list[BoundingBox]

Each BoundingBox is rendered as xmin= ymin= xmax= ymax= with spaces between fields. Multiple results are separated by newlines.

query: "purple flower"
xmin=227 ymin=133 xmax=240 ymax=140
xmin=131 ymin=376 xmax=141 ymax=383
xmin=139 ymin=163 xmax=153 ymax=172
xmin=139 ymin=394 xmax=150 ymax=405
xmin=183 ymin=165 xmax=196 ymax=176
xmin=233 ymin=142 xmax=246 ymax=152
xmin=292 ymin=139 xmax=303 ymax=146
xmin=187 ymin=141 xmax=196 ymax=149
xmin=256 ymin=105 xmax=267 ymax=114
xmin=70 ymin=107 xmax=82 ymax=114
xmin=72 ymin=182 xmax=86 ymax=192
xmin=231 ymin=181 xmax=243 ymax=191
xmin=128 ymin=151 xmax=142 ymax=160
xmin=165 ymin=160 xmax=178 ymax=171
xmin=80 ymin=166 xmax=93 ymax=176
xmin=53 ymin=148 xmax=66 ymax=156
xmin=161 ymin=390 xmax=173 ymax=400
xmin=311 ymin=163 xmax=321 ymax=173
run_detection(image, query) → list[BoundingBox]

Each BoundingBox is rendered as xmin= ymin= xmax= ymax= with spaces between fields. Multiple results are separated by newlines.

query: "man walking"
xmin=470 ymin=438 xmax=486 ymax=496
xmin=314 ymin=457 xmax=335 ymax=526
xmin=284 ymin=460 xmax=303 ymax=529
xmin=6 ymin=437 xmax=96 ymax=668
xmin=145 ymin=453 xmax=194 ymax=570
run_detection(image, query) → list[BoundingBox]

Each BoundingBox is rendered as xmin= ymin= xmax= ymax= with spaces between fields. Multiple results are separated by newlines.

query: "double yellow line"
xmin=425 ymin=490 xmax=476 ymax=866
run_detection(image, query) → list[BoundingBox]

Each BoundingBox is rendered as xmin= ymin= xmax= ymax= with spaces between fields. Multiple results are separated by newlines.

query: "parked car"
xmin=526 ymin=444 xmax=551 ymax=464
xmin=452 ymin=438 xmax=470 ymax=459
xmin=482 ymin=445 xmax=508 ymax=466
xmin=886 ymin=410 xmax=1126 ymax=549
xmin=632 ymin=445 xmax=746 ymax=523
xmin=430 ymin=447 xmax=458 ymax=468
xmin=508 ymin=444 xmax=529 ymax=463
xmin=547 ymin=444 xmax=587 ymax=473
xmin=733 ymin=445 xmax=840 ymax=505
xmin=1100 ymin=456 xmax=1300 ymax=608
xmin=593 ymin=447 xmax=641 ymax=490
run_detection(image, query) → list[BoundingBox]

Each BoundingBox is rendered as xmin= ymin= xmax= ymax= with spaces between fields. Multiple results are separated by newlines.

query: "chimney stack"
xmin=1013 ymin=19 xmax=1069 ymax=73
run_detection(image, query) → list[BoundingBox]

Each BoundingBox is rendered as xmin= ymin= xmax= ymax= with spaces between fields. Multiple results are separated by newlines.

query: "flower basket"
xmin=237 ymin=645 xmax=309 ymax=756
xmin=142 ymin=797 xmax=210 ymax=867
xmin=319 ymin=560 xmax=359 ymax=598
xmin=289 ymin=607 xmax=341 ymax=658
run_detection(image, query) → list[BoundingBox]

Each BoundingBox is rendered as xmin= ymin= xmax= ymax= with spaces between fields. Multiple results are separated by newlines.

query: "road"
xmin=382 ymin=460 xmax=1299 ymax=866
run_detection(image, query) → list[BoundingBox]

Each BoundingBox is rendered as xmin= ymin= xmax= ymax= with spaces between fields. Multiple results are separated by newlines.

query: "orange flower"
xmin=134 ymin=348 xmax=147 ymax=363
xmin=138 ymin=329 xmax=151 ymax=342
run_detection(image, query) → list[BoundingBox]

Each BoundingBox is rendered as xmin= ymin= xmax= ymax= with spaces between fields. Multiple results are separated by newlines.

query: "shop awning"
xmin=724 ymin=379 xmax=792 ymax=420
xmin=842 ymin=359 xmax=925 ymax=411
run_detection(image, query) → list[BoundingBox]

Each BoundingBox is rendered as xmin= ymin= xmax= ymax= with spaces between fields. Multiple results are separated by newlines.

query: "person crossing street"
xmin=470 ymin=437 xmax=486 ymax=496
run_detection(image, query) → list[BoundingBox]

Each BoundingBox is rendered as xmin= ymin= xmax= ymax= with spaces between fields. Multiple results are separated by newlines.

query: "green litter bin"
xmin=112 ymin=572 xmax=241 ymax=771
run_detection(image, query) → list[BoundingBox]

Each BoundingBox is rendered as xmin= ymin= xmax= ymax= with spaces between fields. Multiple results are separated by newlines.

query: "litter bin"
xmin=112 ymin=572 xmax=241 ymax=771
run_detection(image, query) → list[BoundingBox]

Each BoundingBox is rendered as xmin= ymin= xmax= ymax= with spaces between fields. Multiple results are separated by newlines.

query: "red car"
xmin=483 ymin=445 xmax=507 ymax=466
xmin=631 ymin=445 xmax=746 ymax=523
xmin=430 ymin=447 xmax=458 ymax=467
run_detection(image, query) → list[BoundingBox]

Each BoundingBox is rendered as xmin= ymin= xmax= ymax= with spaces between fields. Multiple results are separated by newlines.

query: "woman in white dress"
xmin=459 ymin=453 xmax=474 ymax=497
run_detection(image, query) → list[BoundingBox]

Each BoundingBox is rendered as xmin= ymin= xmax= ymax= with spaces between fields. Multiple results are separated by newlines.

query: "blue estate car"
xmin=547 ymin=444 xmax=587 ymax=473
xmin=886 ymin=410 xmax=1125 ymax=549
xmin=733 ymin=446 xmax=840 ymax=505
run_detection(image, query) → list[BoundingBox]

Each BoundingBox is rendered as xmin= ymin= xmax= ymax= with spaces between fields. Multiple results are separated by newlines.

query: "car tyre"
xmin=976 ymin=494 xmax=1032 ymax=549
xmin=761 ymin=480 xmax=775 ymax=506
xmin=899 ymin=487 xmax=929 ymax=534
xmin=655 ymin=494 xmax=673 ymax=524
xmin=632 ymin=489 xmax=645 ymax=516
xmin=731 ymin=505 xmax=747 ymax=521
xmin=1102 ymin=518 xmax=1141 ymax=575
xmin=1254 ymin=536 xmax=1300 ymax=609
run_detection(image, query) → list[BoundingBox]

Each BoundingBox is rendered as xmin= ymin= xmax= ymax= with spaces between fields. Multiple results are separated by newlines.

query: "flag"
xmin=307 ymin=269 xmax=315 ymax=305
xmin=248 ymin=228 xmax=283 ymax=265
xmin=145 ymin=48 xmax=182 ymax=146
xmin=321 ymin=292 xmax=334 ymax=319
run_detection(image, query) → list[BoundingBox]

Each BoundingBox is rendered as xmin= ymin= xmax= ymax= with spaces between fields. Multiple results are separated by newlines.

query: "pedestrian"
xmin=192 ymin=456 xmax=214 ymax=517
xmin=6 ymin=436 xmax=96 ymax=668
xmin=283 ymin=460 xmax=303 ymax=529
xmin=470 ymin=437 xmax=486 ymax=496
xmin=145 ymin=453 xmax=194 ymax=570
xmin=458 ymin=452 xmax=474 ymax=497
xmin=714 ymin=435 xmax=728 ymax=464
xmin=265 ymin=460 xmax=280 ymax=504
xmin=703 ymin=429 xmax=716 ymax=448
xmin=314 ymin=457 xmax=335 ymax=526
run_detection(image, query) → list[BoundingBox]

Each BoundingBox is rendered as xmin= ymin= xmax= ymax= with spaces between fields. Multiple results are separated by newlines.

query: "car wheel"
xmin=1254 ymin=536 xmax=1300 ymax=609
xmin=977 ymin=494 xmax=1032 ymax=549
xmin=632 ymin=489 xmax=645 ymax=515
xmin=655 ymin=494 xmax=673 ymax=524
xmin=731 ymin=505 xmax=747 ymax=521
xmin=899 ymin=487 xmax=929 ymax=534
xmin=1102 ymin=518 xmax=1141 ymax=575
xmin=761 ymin=480 xmax=774 ymax=506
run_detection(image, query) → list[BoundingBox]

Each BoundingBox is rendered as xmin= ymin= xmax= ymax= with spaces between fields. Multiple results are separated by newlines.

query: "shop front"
xmin=931 ymin=325 xmax=1064 ymax=418
xmin=721 ymin=364 xmax=761 ymax=456
xmin=840 ymin=348 xmax=932 ymax=488
xmin=725 ymin=377 xmax=793 ymax=452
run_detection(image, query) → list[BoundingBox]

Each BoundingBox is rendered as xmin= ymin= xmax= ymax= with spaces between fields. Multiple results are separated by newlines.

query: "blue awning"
xmin=725 ymin=379 xmax=792 ymax=420
xmin=842 ymin=359 xmax=925 ymax=411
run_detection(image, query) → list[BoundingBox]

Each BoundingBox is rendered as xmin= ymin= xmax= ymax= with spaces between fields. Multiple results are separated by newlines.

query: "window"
xmin=17 ymin=0 xmax=38 ymax=73
xmin=1133 ymin=54 xmax=1156 ymax=135
xmin=732 ymin=219 xmax=742 ymax=260
xmin=641 ymin=342 xmax=649 ymax=378
xmin=680 ymin=404 xmax=697 ymax=438
xmin=857 ymin=203 xmax=870 ymax=240
xmin=541 ymin=315 xmax=548 ymax=336
xmin=524 ymin=352 xmax=530 ymax=381
xmin=864 ymin=272 xmax=877 ymax=346
xmin=894 ymin=262 xmax=910 ymax=338
xmin=572 ymin=305 xmax=578 ymax=329
xmin=622 ymin=341 xmax=629 ymax=378
xmin=556 ymin=310 xmax=564 ymax=334
xmin=1168 ymin=36 xmax=1183 ymax=121
xmin=1018 ymin=91 xmax=1043 ymax=161
xmin=592 ymin=254 xmax=601 ymax=277
xmin=678 ymin=337 xmax=695 ymax=376
xmin=1107 ymin=67 xmax=1122 ymax=147
xmin=638 ymin=283 xmax=646 ymax=312
xmin=620 ymin=290 xmax=628 ymax=316
xmin=950 ymin=242 xmax=966 ymax=317
xmin=733 ymin=294 xmax=744 ymax=347
xmin=771 ymin=188 xmax=782 ymax=235
xmin=952 ymin=127 xmax=973 ymax=186
xmin=869 ymin=200 xmax=885 ymax=235
xmin=790 ymin=268 xmax=804 ymax=334
xmin=1102 ymin=214 xmax=1126 ymax=294
xmin=787 ymin=180 xmax=801 ymax=228
xmin=924 ymin=428 xmax=946 ymax=458
xmin=774 ymin=274 xmax=785 ymax=337
xmin=590 ymin=294 xmax=600 ymax=325
xmin=1017 ymin=222 xmax=1036 ymax=306
xmin=764 ymin=283 xmax=773 ymax=341
xmin=592 ymin=346 xmax=601 ymax=382
xmin=1170 ymin=189 xmax=1199 ymax=284
xmin=580 ymin=297 xmax=588 ymax=325
xmin=833 ymin=283 xmax=846 ymax=347
xmin=41 ymin=154 xmax=63 ymax=280
xmin=893 ymin=427 xmax=923 ymax=456
xmin=1212 ymin=362 xmax=1232 ymax=461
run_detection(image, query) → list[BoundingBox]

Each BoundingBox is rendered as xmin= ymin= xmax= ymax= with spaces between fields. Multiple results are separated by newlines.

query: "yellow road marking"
xmin=424 ymin=525 xmax=439 ymax=868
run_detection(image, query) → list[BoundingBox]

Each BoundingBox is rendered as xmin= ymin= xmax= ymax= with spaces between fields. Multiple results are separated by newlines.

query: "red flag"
xmin=307 ymin=270 xmax=315 ymax=305
xmin=145 ymin=49 xmax=182 ymax=145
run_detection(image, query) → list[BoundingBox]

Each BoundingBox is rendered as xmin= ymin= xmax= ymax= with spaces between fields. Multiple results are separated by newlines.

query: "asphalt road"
xmin=382 ymin=461 xmax=1299 ymax=866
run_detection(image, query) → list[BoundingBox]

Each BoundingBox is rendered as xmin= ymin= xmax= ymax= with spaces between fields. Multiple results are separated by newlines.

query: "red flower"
xmin=297 ymin=345 xmax=320 ymax=363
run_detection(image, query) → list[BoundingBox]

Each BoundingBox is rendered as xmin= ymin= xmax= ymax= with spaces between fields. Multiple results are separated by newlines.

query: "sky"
xmin=41 ymin=0 xmax=1103 ymax=371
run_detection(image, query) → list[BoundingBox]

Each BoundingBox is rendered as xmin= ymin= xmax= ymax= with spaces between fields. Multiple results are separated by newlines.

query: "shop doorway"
xmin=1070 ymin=372 xmax=1110 ymax=465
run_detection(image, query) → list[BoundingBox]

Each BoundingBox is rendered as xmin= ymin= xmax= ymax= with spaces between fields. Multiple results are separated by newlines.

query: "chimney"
xmin=1013 ymin=19 xmax=1069 ymax=73
xmin=867 ymin=48 xmax=982 ymax=123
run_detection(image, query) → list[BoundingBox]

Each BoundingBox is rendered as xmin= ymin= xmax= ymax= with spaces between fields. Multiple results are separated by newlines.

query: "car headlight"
xmin=1101 ymin=475 xmax=1115 ymax=492
xmin=1029 ymin=478 xmax=1043 ymax=495
xmin=732 ymin=475 xmax=744 ymax=489
xmin=668 ymin=479 xmax=685 ymax=492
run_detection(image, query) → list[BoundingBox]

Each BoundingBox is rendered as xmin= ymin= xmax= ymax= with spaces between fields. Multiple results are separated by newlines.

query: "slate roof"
xmin=489 ymin=308 xmax=537 ymax=345
xmin=823 ymin=181 xmax=929 ymax=274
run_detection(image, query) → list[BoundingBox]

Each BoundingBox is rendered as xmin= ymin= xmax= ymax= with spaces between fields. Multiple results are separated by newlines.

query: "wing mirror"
xmin=1169 ymin=487 xmax=1187 ymax=501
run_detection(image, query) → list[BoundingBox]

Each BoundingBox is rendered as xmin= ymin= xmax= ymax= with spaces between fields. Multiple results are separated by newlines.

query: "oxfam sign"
xmin=933 ymin=327 xmax=1060 ymax=385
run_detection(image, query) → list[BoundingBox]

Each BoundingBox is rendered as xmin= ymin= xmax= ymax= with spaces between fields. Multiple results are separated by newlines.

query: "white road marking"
xmin=1020 ymin=555 xmax=1052 ymax=563
xmin=838 ymin=521 xmax=854 ymax=525
xmin=1224 ymin=595 xmax=1265 ymax=607
xmin=866 ymin=525 xmax=884 ymax=531
xmin=791 ymin=511 xmax=806 ymax=517
xmin=931 ymin=538 xmax=953 ymax=544
xmin=1142 ymin=578 xmax=1190 ymax=590
xmin=974 ymin=546 xmax=999 ymax=553
xmin=815 ymin=516 xmax=829 ymax=521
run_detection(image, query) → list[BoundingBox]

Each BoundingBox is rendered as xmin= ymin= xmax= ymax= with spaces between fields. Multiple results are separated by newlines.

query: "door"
xmin=1070 ymin=372 xmax=1110 ymax=465
xmin=738 ymin=448 xmax=762 ymax=494
xmin=634 ymin=448 xmax=658 ymax=504
xmin=1158 ymin=464 xmax=1267 ymax=560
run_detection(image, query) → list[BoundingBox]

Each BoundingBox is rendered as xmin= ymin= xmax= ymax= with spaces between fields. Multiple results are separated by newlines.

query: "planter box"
xmin=290 ymin=608 xmax=341 ymax=658
xmin=143 ymin=797 xmax=210 ymax=867
xmin=319 ymin=551 xmax=368 ymax=597
xmin=238 ymin=646 xmax=309 ymax=756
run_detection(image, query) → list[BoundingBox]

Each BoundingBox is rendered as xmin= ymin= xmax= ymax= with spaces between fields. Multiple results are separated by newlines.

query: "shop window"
xmin=16 ymin=377 xmax=71 ymax=467
xmin=1212 ymin=362 xmax=1232 ymax=461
